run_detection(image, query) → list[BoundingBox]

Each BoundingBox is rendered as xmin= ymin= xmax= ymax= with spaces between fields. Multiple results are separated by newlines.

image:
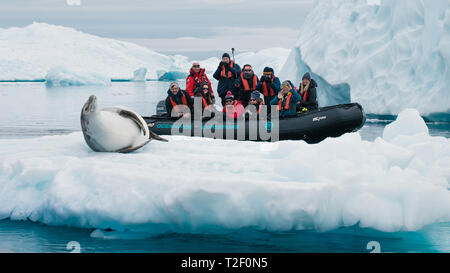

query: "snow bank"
xmin=280 ymin=0 xmax=450 ymax=115
xmin=45 ymin=66 xmax=111 ymax=87
xmin=0 ymin=22 xmax=189 ymax=81
xmin=0 ymin=109 xmax=448 ymax=234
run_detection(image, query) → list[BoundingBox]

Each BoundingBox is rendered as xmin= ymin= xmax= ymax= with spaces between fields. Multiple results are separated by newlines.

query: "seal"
xmin=81 ymin=95 xmax=167 ymax=153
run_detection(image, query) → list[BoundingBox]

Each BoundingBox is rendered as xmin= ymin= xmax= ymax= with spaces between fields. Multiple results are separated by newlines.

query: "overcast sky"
xmin=0 ymin=0 xmax=314 ymax=54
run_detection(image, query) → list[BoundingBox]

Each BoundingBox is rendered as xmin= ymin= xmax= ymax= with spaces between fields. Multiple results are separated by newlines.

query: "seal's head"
xmin=82 ymin=95 xmax=98 ymax=116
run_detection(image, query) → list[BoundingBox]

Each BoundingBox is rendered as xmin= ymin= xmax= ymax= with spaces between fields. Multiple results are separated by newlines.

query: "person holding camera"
xmin=213 ymin=53 xmax=241 ymax=106
xmin=256 ymin=67 xmax=281 ymax=108
xmin=297 ymin=72 xmax=318 ymax=111
xmin=234 ymin=64 xmax=259 ymax=108
xmin=270 ymin=80 xmax=302 ymax=117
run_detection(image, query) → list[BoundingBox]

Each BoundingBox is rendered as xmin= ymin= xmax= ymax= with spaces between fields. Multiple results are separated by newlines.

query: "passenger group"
xmin=165 ymin=52 xmax=318 ymax=119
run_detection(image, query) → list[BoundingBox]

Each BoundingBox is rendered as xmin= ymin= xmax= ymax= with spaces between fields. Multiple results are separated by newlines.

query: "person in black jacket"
xmin=234 ymin=64 xmax=259 ymax=108
xmin=165 ymin=82 xmax=193 ymax=118
xmin=213 ymin=53 xmax=241 ymax=106
xmin=255 ymin=67 xmax=281 ymax=110
xmin=297 ymin=72 xmax=318 ymax=111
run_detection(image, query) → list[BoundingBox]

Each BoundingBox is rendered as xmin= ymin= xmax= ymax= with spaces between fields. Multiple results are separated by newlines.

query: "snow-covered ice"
xmin=0 ymin=109 xmax=448 ymax=234
xmin=0 ymin=22 xmax=290 ymax=89
xmin=0 ymin=22 xmax=188 ymax=81
xmin=280 ymin=0 xmax=450 ymax=115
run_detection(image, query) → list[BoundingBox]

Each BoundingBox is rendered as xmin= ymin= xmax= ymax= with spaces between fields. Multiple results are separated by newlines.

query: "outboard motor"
xmin=156 ymin=100 xmax=168 ymax=116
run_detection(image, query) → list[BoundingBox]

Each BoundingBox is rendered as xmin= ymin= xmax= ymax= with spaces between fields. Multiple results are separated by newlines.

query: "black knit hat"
xmin=222 ymin=53 xmax=231 ymax=59
xmin=302 ymin=72 xmax=311 ymax=81
xmin=263 ymin=67 xmax=274 ymax=73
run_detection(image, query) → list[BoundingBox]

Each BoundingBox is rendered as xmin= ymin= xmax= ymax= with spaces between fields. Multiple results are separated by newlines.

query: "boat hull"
xmin=144 ymin=103 xmax=366 ymax=143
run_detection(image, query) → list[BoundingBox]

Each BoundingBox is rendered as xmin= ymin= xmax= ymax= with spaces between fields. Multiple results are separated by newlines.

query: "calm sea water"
xmin=0 ymin=82 xmax=449 ymax=253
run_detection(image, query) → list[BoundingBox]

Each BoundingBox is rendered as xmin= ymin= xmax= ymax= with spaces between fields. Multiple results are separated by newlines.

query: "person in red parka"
xmin=186 ymin=62 xmax=215 ymax=102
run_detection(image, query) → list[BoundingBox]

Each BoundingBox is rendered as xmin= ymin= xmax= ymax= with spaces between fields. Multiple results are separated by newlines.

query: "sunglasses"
xmin=249 ymin=99 xmax=257 ymax=101
xmin=193 ymin=65 xmax=200 ymax=68
xmin=244 ymin=69 xmax=252 ymax=72
xmin=225 ymin=100 xmax=234 ymax=104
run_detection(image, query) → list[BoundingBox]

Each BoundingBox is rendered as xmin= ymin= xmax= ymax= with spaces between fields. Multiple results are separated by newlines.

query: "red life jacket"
xmin=169 ymin=92 xmax=188 ymax=114
xmin=240 ymin=73 xmax=258 ymax=92
xmin=222 ymin=100 xmax=244 ymax=118
xmin=262 ymin=78 xmax=276 ymax=97
xmin=189 ymin=69 xmax=208 ymax=88
xmin=277 ymin=92 xmax=292 ymax=111
xmin=220 ymin=61 xmax=235 ymax=78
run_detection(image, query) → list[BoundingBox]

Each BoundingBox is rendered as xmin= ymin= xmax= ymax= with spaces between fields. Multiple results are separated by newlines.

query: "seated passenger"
xmin=194 ymin=82 xmax=214 ymax=112
xmin=186 ymin=62 xmax=215 ymax=102
xmin=297 ymin=72 xmax=318 ymax=111
xmin=234 ymin=64 xmax=259 ymax=108
xmin=165 ymin=82 xmax=193 ymax=118
xmin=222 ymin=91 xmax=245 ymax=119
xmin=246 ymin=91 xmax=264 ymax=116
xmin=270 ymin=81 xmax=302 ymax=117
xmin=255 ymin=67 xmax=281 ymax=106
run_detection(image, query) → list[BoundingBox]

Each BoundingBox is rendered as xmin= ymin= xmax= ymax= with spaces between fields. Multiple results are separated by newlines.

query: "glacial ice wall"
xmin=280 ymin=0 xmax=450 ymax=115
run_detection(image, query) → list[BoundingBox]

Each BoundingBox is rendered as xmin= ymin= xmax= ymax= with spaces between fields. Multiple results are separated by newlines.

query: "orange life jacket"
xmin=220 ymin=61 xmax=235 ymax=78
xmin=169 ymin=92 xmax=188 ymax=113
xmin=262 ymin=79 xmax=276 ymax=97
xmin=257 ymin=101 xmax=263 ymax=114
xmin=277 ymin=92 xmax=292 ymax=111
xmin=302 ymin=90 xmax=308 ymax=102
xmin=240 ymin=73 xmax=258 ymax=92
xmin=200 ymin=95 xmax=208 ymax=108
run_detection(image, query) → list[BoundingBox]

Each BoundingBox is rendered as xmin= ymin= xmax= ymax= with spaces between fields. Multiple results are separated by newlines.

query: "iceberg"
xmin=133 ymin=67 xmax=148 ymax=82
xmin=0 ymin=109 xmax=448 ymax=234
xmin=45 ymin=65 xmax=111 ymax=87
xmin=158 ymin=71 xmax=189 ymax=81
xmin=0 ymin=22 xmax=190 ymax=81
xmin=280 ymin=0 xmax=450 ymax=116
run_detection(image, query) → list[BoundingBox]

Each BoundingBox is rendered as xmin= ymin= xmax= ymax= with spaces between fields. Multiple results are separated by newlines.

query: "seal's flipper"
xmin=115 ymin=139 xmax=151 ymax=153
xmin=149 ymin=130 xmax=168 ymax=142
xmin=103 ymin=107 xmax=148 ymax=137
